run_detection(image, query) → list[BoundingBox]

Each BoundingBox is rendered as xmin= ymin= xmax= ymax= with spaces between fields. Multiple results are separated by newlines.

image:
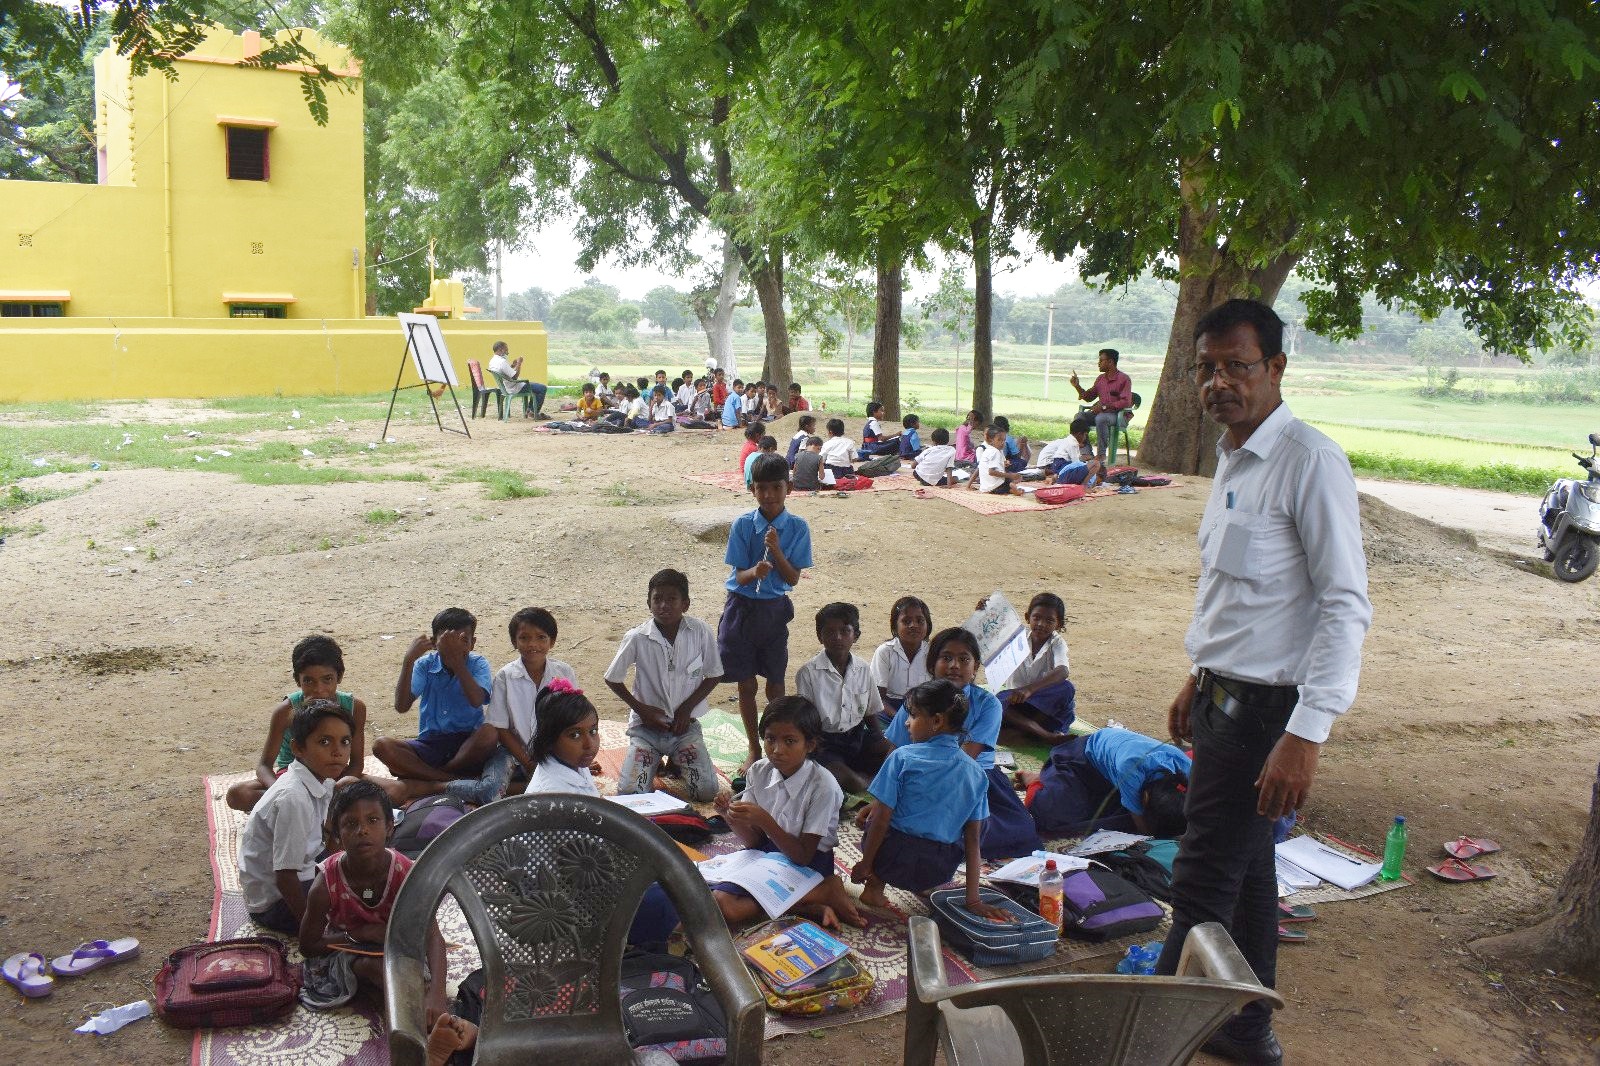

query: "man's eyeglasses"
xmin=1191 ymin=356 xmax=1271 ymax=384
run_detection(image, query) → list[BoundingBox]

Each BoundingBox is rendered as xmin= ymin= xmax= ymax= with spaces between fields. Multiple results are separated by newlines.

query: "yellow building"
xmin=0 ymin=26 xmax=544 ymax=402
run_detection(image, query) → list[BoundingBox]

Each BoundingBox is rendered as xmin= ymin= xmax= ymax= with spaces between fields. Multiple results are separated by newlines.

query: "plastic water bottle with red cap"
xmin=1037 ymin=859 xmax=1064 ymax=933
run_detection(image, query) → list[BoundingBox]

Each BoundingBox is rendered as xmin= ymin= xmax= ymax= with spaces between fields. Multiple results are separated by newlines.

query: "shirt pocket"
xmin=1210 ymin=510 xmax=1299 ymax=582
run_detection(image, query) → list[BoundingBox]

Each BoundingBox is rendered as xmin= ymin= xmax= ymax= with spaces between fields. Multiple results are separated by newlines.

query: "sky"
xmin=494 ymin=220 xmax=1084 ymax=303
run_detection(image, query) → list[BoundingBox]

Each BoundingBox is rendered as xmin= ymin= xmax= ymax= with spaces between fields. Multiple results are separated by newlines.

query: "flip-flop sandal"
xmin=2 ymin=952 xmax=54 ymax=998
xmin=48 ymin=938 xmax=140 ymax=977
xmin=1444 ymin=836 xmax=1502 ymax=861
xmin=1278 ymin=902 xmax=1316 ymax=923
xmin=1278 ymin=924 xmax=1308 ymax=943
xmin=1427 ymin=856 xmax=1496 ymax=883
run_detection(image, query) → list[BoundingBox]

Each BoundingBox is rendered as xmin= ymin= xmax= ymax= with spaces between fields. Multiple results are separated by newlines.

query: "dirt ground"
xmin=1 ymin=403 xmax=1597 ymax=1065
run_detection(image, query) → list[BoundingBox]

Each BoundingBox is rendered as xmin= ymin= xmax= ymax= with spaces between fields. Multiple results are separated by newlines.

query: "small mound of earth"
xmin=67 ymin=646 xmax=199 ymax=675
xmin=1359 ymin=492 xmax=1481 ymax=568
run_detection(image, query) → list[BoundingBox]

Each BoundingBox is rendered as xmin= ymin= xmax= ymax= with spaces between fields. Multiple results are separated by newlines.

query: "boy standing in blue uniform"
xmin=718 ymin=453 xmax=814 ymax=771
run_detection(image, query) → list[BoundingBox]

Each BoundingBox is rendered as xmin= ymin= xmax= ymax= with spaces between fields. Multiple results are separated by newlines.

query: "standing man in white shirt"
xmin=1154 ymin=300 xmax=1372 ymax=1066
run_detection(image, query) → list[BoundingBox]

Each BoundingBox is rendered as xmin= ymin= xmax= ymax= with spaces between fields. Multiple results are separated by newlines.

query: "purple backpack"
xmin=1060 ymin=868 xmax=1165 ymax=941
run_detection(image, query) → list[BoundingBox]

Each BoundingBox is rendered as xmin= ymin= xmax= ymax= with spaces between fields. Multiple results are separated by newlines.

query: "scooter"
xmin=1537 ymin=432 xmax=1600 ymax=582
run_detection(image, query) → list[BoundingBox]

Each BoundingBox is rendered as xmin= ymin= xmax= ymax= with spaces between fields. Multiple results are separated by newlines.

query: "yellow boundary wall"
xmin=0 ymin=318 xmax=547 ymax=402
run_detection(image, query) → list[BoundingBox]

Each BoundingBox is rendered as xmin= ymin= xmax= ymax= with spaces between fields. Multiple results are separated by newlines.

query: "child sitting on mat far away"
xmin=227 ymin=634 xmax=367 ymax=814
xmin=712 ymin=696 xmax=865 ymax=931
xmin=297 ymin=780 xmax=448 ymax=1018
xmin=852 ymin=679 xmax=1013 ymax=920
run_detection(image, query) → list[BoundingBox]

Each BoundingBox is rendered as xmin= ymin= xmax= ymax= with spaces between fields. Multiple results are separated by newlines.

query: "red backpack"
xmin=1035 ymin=484 xmax=1086 ymax=505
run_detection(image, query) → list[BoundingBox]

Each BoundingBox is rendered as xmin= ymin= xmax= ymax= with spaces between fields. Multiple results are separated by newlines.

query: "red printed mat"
xmin=196 ymin=718 xmax=1140 ymax=1064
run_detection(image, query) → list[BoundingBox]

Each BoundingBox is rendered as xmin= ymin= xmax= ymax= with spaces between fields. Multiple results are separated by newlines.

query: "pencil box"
xmin=928 ymin=887 xmax=1058 ymax=966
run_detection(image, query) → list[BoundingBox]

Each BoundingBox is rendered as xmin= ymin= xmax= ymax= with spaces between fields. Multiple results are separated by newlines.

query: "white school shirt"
xmin=794 ymin=650 xmax=877 ymax=733
xmin=913 ymin=444 xmax=956 ymax=483
xmin=1185 ymin=403 xmax=1372 ymax=744
xmin=238 ymin=759 xmax=332 ymax=912
xmin=486 ymin=657 xmax=580 ymax=745
xmin=525 ymin=755 xmax=603 ymax=797
xmin=650 ymin=400 xmax=676 ymax=422
xmin=676 ymin=383 xmax=696 ymax=408
xmin=741 ymin=757 xmax=843 ymax=852
xmin=871 ymin=638 xmax=930 ymax=701
xmin=626 ymin=396 xmax=646 ymax=420
xmin=604 ymin=616 xmax=723 ymax=727
xmin=818 ymin=436 xmax=855 ymax=467
xmin=1005 ymin=632 xmax=1070 ymax=689
xmin=975 ymin=443 xmax=1007 ymax=491
xmin=1037 ymin=437 xmax=1082 ymax=467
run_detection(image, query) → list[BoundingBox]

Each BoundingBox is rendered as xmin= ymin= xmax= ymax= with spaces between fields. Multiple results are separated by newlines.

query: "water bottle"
xmin=1038 ymin=859 xmax=1064 ymax=933
xmin=1380 ymin=816 xmax=1407 ymax=881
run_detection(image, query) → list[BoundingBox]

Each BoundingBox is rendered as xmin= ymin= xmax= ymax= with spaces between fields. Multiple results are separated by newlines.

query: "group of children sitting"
xmin=550 ymin=366 xmax=817 ymax=435
xmin=229 ymin=449 xmax=1190 ymax=1033
xmin=731 ymin=400 xmax=1112 ymax=496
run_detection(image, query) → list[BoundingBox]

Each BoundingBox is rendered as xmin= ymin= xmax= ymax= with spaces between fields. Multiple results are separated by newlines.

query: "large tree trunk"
xmin=872 ymin=250 xmax=903 ymax=420
xmin=1473 ymin=761 xmax=1600 ymax=983
xmin=750 ymin=242 xmax=792 ymax=388
xmin=971 ymin=212 xmax=995 ymax=421
xmin=1137 ymin=162 xmax=1298 ymax=475
xmin=694 ymin=239 xmax=742 ymax=377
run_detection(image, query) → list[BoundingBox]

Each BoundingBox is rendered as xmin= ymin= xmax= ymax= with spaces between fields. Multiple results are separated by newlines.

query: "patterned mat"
xmin=679 ymin=469 xmax=1175 ymax=515
xmin=198 ymin=719 xmax=1142 ymax=1064
xmin=1281 ymin=834 xmax=1416 ymax=906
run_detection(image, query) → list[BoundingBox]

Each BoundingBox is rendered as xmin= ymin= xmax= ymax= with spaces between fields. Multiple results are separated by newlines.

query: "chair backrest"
xmin=906 ymin=916 xmax=1282 ymax=1066
xmin=467 ymin=359 xmax=488 ymax=391
xmin=385 ymin=795 xmax=764 ymax=1066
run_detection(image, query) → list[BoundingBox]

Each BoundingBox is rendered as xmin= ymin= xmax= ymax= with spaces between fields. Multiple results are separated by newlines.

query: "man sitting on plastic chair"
xmin=1069 ymin=348 xmax=1133 ymax=466
xmin=487 ymin=340 xmax=548 ymax=418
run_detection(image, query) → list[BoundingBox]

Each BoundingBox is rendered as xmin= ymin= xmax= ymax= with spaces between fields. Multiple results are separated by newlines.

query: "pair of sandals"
xmin=1278 ymin=901 xmax=1316 ymax=944
xmin=2 ymin=938 xmax=140 ymax=999
xmin=1427 ymin=836 xmax=1501 ymax=883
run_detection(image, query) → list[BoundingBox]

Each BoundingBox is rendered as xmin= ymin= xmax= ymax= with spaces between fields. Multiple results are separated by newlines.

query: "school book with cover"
xmin=739 ymin=921 xmax=849 ymax=989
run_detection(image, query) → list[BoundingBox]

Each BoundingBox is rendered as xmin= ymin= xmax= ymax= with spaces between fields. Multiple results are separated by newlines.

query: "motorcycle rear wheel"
xmin=1552 ymin=534 xmax=1599 ymax=582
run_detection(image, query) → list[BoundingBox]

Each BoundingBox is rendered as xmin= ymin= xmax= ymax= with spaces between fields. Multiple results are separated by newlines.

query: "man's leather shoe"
xmin=1200 ymin=1027 xmax=1283 ymax=1065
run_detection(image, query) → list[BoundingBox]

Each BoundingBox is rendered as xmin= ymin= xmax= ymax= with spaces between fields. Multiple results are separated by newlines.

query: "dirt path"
xmin=0 ymin=406 xmax=1597 ymax=1063
xmin=1355 ymin=477 xmax=1542 ymax=555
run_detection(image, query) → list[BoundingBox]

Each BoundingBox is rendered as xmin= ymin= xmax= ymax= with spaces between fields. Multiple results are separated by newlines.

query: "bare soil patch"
xmin=0 ymin=411 xmax=1596 ymax=1064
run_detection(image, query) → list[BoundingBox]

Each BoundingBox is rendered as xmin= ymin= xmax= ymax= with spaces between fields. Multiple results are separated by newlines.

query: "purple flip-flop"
xmin=2 ymin=951 xmax=55 ymax=997
xmin=48 ymin=938 xmax=140 ymax=977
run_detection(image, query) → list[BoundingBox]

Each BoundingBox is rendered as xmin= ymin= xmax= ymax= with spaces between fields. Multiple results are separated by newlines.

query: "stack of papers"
xmin=1275 ymin=836 xmax=1381 ymax=891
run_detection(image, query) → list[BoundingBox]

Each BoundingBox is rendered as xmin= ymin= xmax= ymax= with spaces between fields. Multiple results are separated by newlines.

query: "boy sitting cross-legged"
xmin=238 ymin=699 xmax=356 ymax=935
xmin=374 ymin=607 xmax=503 ymax=805
xmin=606 ymin=569 xmax=724 ymax=802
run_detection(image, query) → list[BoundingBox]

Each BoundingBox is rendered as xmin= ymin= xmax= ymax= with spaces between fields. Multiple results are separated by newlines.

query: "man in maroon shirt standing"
xmin=1070 ymin=348 xmax=1134 ymax=463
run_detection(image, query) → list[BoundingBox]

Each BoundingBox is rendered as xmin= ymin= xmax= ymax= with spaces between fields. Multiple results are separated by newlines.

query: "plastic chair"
xmin=467 ymin=360 xmax=503 ymax=420
xmin=1107 ymin=392 xmax=1142 ymax=466
xmin=384 ymin=794 xmax=766 ymax=1066
xmin=487 ymin=369 xmax=529 ymax=421
xmin=903 ymin=916 xmax=1284 ymax=1066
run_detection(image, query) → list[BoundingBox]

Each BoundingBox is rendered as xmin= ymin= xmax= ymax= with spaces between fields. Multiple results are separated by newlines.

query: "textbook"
xmin=739 ymin=920 xmax=850 ymax=989
xmin=697 ymin=850 xmax=824 ymax=919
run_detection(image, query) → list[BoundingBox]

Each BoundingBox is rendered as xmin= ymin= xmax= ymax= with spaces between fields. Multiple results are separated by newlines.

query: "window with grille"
xmin=226 ymin=127 xmax=270 ymax=181
xmin=228 ymin=304 xmax=287 ymax=319
xmin=0 ymin=302 xmax=65 ymax=317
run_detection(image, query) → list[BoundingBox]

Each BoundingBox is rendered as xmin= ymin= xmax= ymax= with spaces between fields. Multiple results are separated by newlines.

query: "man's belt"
xmin=1197 ymin=669 xmax=1298 ymax=717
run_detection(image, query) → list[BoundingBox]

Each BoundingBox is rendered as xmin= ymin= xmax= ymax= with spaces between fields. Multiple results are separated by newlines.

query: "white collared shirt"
xmin=818 ymin=435 xmax=855 ymax=467
xmin=525 ymin=755 xmax=603 ymax=797
xmin=676 ymin=383 xmax=696 ymax=408
xmin=1037 ymin=437 xmax=1082 ymax=467
xmin=650 ymin=400 xmax=675 ymax=422
xmin=913 ymin=444 xmax=957 ymax=483
xmin=741 ymin=757 xmax=843 ymax=852
xmin=604 ymin=616 xmax=722 ymax=728
xmin=1185 ymin=403 xmax=1372 ymax=743
xmin=486 ymin=657 xmax=580 ymax=744
xmin=794 ymin=649 xmax=876 ymax=733
xmin=1006 ymin=632 xmax=1070 ymax=689
xmin=975 ymin=443 xmax=1007 ymax=491
xmin=238 ymin=759 xmax=333 ymax=912
xmin=870 ymin=638 xmax=930 ymax=701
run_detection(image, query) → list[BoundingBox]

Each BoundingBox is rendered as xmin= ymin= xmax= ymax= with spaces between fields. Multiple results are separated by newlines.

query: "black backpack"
xmin=620 ymin=950 xmax=728 ymax=1064
xmin=856 ymin=454 xmax=902 ymax=477
xmin=1096 ymin=843 xmax=1174 ymax=903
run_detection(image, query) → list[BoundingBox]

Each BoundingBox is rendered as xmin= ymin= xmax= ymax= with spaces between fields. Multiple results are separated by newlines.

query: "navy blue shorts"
xmin=404 ymin=731 xmax=475 ymax=769
xmin=819 ymin=718 xmax=888 ymax=771
xmin=713 ymin=842 xmax=836 ymax=899
xmin=873 ymin=827 xmax=963 ymax=894
xmin=717 ymin=592 xmax=793 ymax=682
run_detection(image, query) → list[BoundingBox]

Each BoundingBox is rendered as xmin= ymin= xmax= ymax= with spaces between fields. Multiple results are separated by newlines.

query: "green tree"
xmin=505 ymin=286 xmax=551 ymax=325
xmin=641 ymin=286 xmax=690 ymax=338
xmin=921 ymin=267 xmax=975 ymax=413
xmin=1016 ymin=1 xmax=1600 ymax=473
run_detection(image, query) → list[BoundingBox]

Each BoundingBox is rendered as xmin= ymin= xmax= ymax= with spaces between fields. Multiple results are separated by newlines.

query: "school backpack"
xmin=1034 ymin=484 xmax=1087 ymax=505
xmin=391 ymin=795 xmax=470 ymax=860
xmin=1132 ymin=474 xmax=1172 ymax=487
xmin=1058 ymin=867 xmax=1165 ymax=941
xmin=620 ymin=950 xmax=729 ymax=1065
xmin=833 ymin=474 xmax=875 ymax=492
xmin=854 ymin=454 xmax=902 ymax=478
xmin=153 ymin=937 xmax=302 ymax=1028
xmin=1096 ymin=843 xmax=1175 ymax=903
xmin=650 ymin=811 xmax=715 ymax=845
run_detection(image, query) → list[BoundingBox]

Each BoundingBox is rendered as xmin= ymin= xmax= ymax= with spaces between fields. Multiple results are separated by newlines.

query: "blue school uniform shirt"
xmin=884 ymin=682 xmax=1002 ymax=771
xmin=724 ymin=507 xmax=813 ymax=599
xmin=1004 ymin=435 xmax=1021 ymax=460
xmin=1084 ymin=727 xmax=1192 ymax=816
xmin=868 ymin=734 xmax=989 ymax=844
xmin=721 ymin=394 xmax=743 ymax=427
xmin=410 ymin=650 xmax=493 ymax=737
xmin=898 ymin=427 xmax=922 ymax=458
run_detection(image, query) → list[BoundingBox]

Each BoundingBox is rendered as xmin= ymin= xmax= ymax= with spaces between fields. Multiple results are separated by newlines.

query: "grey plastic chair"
xmin=904 ymin=917 xmax=1284 ymax=1066
xmin=384 ymin=794 xmax=766 ymax=1065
